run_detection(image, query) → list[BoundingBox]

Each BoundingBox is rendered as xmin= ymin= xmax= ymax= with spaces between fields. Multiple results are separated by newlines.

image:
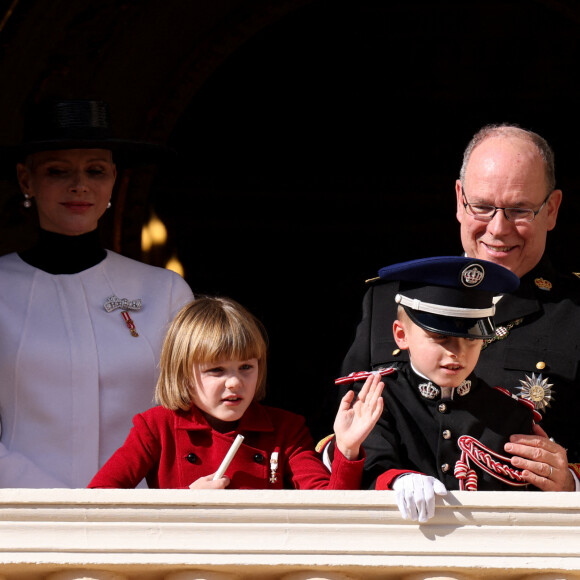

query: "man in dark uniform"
xmin=340 ymin=125 xmax=580 ymax=492
xmin=336 ymin=256 xmax=539 ymax=522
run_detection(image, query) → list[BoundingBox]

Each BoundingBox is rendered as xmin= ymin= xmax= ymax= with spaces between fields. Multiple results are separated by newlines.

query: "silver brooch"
xmin=456 ymin=380 xmax=472 ymax=397
xmin=103 ymin=295 xmax=143 ymax=313
xmin=518 ymin=373 xmax=554 ymax=411
xmin=419 ymin=382 xmax=440 ymax=399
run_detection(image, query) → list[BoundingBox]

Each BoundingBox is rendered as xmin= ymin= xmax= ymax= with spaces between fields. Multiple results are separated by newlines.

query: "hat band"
xmin=395 ymin=294 xmax=496 ymax=318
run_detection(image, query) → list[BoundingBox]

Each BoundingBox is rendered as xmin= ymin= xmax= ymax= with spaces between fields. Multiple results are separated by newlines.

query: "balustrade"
xmin=0 ymin=489 xmax=579 ymax=579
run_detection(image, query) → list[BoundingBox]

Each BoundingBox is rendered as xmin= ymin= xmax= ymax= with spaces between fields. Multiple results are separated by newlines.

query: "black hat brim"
xmin=403 ymin=306 xmax=496 ymax=339
xmin=0 ymin=138 xmax=175 ymax=177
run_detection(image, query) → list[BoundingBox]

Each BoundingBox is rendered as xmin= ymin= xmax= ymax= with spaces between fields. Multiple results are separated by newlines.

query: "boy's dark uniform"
xmin=345 ymin=365 xmax=536 ymax=491
xmin=340 ymin=255 xmax=580 ymax=463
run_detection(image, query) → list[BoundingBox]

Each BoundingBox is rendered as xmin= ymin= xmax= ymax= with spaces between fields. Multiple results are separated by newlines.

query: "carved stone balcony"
xmin=0 ymin=489 xmax=579 ymax=579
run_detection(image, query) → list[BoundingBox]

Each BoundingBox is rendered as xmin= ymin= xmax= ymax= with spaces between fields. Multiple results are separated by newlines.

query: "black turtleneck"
xmin=18 ymin=229 xmax=107 ymax=274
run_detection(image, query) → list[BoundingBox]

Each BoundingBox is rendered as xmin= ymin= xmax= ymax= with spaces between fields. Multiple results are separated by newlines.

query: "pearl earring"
xmin=107 ymin=201 xmax=112 ymax=209
xmin=22 ymin=194 xmax=32 ymax=209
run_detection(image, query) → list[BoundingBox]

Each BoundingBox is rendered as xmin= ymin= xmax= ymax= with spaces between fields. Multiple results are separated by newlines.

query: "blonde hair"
xmin=155 ymin=296 xmax=268 ymax=410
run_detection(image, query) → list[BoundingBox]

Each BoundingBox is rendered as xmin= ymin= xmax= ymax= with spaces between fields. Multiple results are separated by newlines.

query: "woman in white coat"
xmin=0 ymin=99 xmax=194 ymax=487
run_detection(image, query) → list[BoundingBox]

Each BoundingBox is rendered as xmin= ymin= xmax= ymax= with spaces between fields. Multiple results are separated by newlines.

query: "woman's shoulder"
xmin=0 ymin=252 xmax=35 ymax=281
xmin=104 ymin=250 xmax=177 ymax=277
xmin=0 ymin=251 xmax=27 ymax=269
xmin=102 ymin=251 xmax=193 ymax=297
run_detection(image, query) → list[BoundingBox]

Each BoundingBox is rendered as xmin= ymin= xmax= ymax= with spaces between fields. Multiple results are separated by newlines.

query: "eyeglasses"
xmin=461 ymin=187 xmax=552 ymax=224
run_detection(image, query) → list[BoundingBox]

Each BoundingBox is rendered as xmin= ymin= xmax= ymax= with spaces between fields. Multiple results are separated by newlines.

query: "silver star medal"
xmin=517 ymin=373 xmax=554 ymax=411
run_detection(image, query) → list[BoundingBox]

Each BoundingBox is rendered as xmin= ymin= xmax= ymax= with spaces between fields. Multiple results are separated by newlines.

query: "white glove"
xmin=392 ymin=473 xmax=447 ymax=523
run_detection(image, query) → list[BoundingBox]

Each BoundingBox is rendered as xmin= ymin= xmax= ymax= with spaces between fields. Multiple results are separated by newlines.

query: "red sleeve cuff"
xmin=375 ymin=468 xmax=422 ymax=490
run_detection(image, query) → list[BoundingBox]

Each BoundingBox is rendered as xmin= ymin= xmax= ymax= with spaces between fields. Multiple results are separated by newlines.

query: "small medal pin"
xmin=270 ymin=448 xmax=280 ymax=484
xmin=121 ymin=311 xmax=139 ymax=337
xmin=481 ymin=317 xmax=523 ymax=349
xmin=104 ymin=295 xmax=142 ymax=337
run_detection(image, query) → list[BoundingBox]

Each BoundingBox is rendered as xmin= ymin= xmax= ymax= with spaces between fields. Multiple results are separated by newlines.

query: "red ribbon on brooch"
xmin=121 ymin=310 xmax=139 ymax=337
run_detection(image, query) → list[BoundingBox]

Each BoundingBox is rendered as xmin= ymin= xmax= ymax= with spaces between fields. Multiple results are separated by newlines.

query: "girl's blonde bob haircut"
xmin=155 ymin=296 xmax=268 ymax=411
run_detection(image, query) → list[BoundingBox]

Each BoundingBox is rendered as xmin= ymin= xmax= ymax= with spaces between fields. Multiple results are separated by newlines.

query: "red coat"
xmin=88 ymin=402 xmax=364 ymax=489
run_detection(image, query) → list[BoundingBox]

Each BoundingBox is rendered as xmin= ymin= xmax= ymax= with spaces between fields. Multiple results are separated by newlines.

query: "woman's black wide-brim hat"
xmin=0 ymin=99 xmax=174 ymax=174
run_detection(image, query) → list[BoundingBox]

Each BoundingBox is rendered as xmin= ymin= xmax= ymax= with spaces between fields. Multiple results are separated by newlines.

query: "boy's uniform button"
xmin=438 ymin=403 xmax=447 ymax=413
xmin=441 ymin=463 xmax=450 ymax=473
xmin=442 ymin=429 xmax=451 ymax=440
xmin=253 ymin=453 xmax=265 ymax=464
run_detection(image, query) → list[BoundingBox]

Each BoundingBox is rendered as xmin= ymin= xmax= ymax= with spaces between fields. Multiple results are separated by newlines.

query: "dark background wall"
xmin=1 ymin=0 xmax=579 ymax=439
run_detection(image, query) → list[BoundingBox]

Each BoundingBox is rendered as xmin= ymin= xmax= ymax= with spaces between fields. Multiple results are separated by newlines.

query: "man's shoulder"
xmin=364 ymin=278 xmax=401 ymax=298
xmin=560 ymin=269 xmax=580 ymax=290
xmin=334 ymin=366 xmax=400 ymax=387
xmin=529 ymin=257 xmax=580 ymax=298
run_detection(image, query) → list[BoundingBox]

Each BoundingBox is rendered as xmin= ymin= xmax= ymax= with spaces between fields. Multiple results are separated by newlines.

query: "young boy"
xmin=331 ymin=256 xmax=542 ymax=522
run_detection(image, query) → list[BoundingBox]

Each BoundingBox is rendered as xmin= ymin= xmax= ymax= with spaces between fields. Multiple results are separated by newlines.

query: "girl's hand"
xmin=189 ymin=473 xmax=231 ymax=489
xmin=333 ymin=372 xmax=384 ymax=460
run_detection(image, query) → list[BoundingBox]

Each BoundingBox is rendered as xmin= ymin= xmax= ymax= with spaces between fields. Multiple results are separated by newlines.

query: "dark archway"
xmin=1 ymin=0 xmax=580 ymax=439
xmin=151 ymin=0 xmax=580 ymax=437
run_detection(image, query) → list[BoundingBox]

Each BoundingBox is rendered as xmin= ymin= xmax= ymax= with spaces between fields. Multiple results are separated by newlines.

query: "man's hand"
xmin=505 ymin=423 xmax=575 ymax=491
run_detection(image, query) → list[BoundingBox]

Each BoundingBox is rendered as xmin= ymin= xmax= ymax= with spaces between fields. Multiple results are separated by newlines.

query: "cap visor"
xmin=404 ymin=307 xmax=495 ymax=339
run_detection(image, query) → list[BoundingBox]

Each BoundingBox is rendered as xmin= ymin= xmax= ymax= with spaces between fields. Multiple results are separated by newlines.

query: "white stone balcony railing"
xmin=0 ymin=489 xmax=579 ymax=580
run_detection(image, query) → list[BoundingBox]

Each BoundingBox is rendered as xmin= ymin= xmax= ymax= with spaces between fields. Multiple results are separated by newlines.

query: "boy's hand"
xmin=189 ymin=473 xmax=231 ymax=489
xmin=333 ymin=372 xmax=384 ymax=460
xmin=393 ymin=473 xmax=447 ymax=522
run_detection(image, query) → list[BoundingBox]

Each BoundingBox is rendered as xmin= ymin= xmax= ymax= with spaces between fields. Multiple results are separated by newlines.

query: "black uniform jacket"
xmin=356 ymin=364 xmax=536 ymax=491
xmin=341 ymin=255 xmax=580 ymax=462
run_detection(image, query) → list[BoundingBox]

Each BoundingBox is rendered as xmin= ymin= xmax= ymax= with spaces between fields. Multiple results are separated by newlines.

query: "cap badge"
xmin=419 ymin=382 xmax=440 ymax=400
xmin=461 ymin=263 xmax=485 ymax=288
xmin=534 ymin=277 xmax=552 ymax=291
xmin=517 ymin=373 xmax=554 ymax=411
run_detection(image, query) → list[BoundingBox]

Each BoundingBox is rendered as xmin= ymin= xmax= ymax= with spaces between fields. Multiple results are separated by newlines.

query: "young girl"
xmin=88 ymin=296 xmax=383 ymax=489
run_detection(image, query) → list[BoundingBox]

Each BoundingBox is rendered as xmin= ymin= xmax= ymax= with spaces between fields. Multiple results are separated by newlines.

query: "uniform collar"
xmin=407 ymin=365 xmax=476 ymax=401
xmin=175 ymin=401 xmax=275 ymax=433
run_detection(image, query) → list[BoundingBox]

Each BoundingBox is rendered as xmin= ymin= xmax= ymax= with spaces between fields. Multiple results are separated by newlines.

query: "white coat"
xmin=0 ymin=250 xmax=193 ymax=487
